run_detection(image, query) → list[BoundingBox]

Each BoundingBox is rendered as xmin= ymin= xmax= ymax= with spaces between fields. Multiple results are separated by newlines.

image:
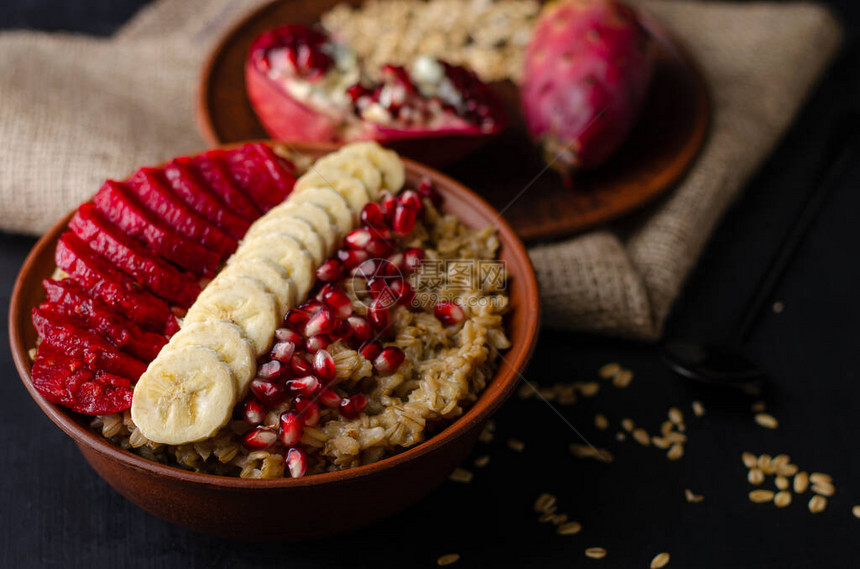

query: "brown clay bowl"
xmin=8 ymin=142 xmax=540 ymax=540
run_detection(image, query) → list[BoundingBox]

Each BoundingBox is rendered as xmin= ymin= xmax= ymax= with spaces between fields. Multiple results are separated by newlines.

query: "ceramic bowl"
xmin=9 ymin=142 xmax=540 ymax=540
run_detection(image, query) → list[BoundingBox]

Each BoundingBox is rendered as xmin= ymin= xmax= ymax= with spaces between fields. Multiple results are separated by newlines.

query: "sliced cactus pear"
xmin=193 ymin=150 xmax=264 ymax=221
xmin=69 ymin=204 xmax=200 ymax=308
xmin=93 ymin=180 xmax=220 ymax=277
xmin=520 ymin=0 xmax=656 ymax=174
xmin=55 ymin=232 xmax=178 ymax=335
xmin=41 ymin=278 xmax=167 ymax=361
xmin=126 ymin=167 xmax=238 ymax=257
xmin=32 ymin=307 xmax=148 ymax=380
xmin=31 ymin=347 xmax=133 ymax=415
xmin=246 ymin=25 xmax=505 ymax=165
xmin=164 ymin=158 xmax=251 ymax=239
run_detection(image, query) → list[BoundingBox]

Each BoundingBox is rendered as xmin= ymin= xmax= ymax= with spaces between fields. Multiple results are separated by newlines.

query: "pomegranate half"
xmin=246 ymin=25 xmax=506 ymax=166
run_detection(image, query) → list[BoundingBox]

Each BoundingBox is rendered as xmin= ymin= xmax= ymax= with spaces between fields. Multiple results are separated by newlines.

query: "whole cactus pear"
xmin=520 ymin=0 xmax=656 ymax=176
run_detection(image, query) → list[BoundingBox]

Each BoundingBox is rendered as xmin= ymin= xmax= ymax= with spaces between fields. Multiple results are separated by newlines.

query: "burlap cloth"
xmin=0 ymin=0 xmax=843 ymax=340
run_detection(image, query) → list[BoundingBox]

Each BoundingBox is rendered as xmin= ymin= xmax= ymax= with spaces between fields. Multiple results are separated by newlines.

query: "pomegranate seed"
xmin=399 ymin=189 xmax=423 ymax=211
xmin=288 ymin=375 xmax=320 ymax=396
xmin=403 ymin=247 xmax=425 ymax=273
xmin=360 ymin=202 xmax=387 ymax=228
xmin=339 ymin=393 xmax=367 ymax=419
xmin=368 ymin=298 xmax=390 ymax=330
xmin=379 ymin=191 xmax=399 ymax=221
xmin=369 ymin=226 xmax=393 ymax=240
xmin=388 ymin=252 xmax=404 ymax=271
xmin=390 ymin=278 xmax=414 ymax=305
xmin=374 ymin=346 xmax=405 ymax=373
xmin=317 ymin=387 xmax=342 ymax=408
xmin=351 ymin=259 xmax=379 ymax=280
xmin=337 ymin=248 xmax=370 ymax=269
xmin=305 ymin=334 xmax=330 ymax=353
xmin=322 ymin=287 xmax=353 ymax=318
xmin=345 ymin=227 xmax=373 ymax=249
xmin=313 ymin=349 xmax=337 ymax=382
xmin=329 ymin=318 xmax=351 ymax=341
xmin=286 ymin=447 xmax=308 ymax=478
xmin=316 ymin=258 xmax=345 ymax=282
xmin=278 ymin=412 xmax=305 ymax=447
xmin=290 ymin=354 xmax=313 ymax=376
xmin=359 ymin=342 xmax=382 ymax=362
xmin=348 ymin=316 xmax=373 ymax=342
xmin=392 ymin=203 xmax=418 ymax=236
xmin=368 ymin=278 xmax=397 ymax=306
xmin=301 ymin=299 xmax=323 ymax=313
xmin=417 ymin=177 xmax=443 ymax=207
xmin=270 ymin=341 xmax=296 ymax=363
xmin=304 ymin=306 xmax=334 ymax=337
xmin=284 ymin=308 xmax=311 ymax=329
xmin=242 ymin=426 xmax=278 ymax=450
xmin=250 ymin=378 xmax=287 ymax=407
xmin=275 ymin=327 xmax=304 ymax=344
xmin=434 ymin=300 xmax=465 ymax=325
xmin=257 ymin=360 xmax=284 ymax=379
xmin=366 ymin=238 xmax=393 ymax=257
xmin=242 ymin=398 xmax=266 ymax=425
xmin=294 ymin=395 xmax=321 ymax=427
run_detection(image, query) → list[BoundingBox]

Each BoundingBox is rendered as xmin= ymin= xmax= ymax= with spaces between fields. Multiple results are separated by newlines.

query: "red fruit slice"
xmin=32 ymin=307 xmax=148 ymax=380
xmin=192 ymin=150 xmax=263 ymax=221
xmin=246 ymin=142 xmax=298 ymax=196
xmin=93 ymin=180 xmax=220 ymax=277
xmin=69 ymin=204 xmax=200 ymax=308
xmin=126 ymin=168 xmax=237 ymax=257
xmin=225 ymin=144 xmax=293 ymax=212
xmin=55 ymin=232 xmax=178 ymax=335
xmin=42 ymin=278 xmax=167 ymax=361
xmin=164 ymin=158 xmax=251 ymax=239
xmin=31 ymin=347 xmax=133 ymax=415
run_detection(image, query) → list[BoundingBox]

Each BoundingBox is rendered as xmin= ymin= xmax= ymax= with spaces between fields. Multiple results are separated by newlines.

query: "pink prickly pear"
xmin=520 ymin=0 xmax=656 ymax=177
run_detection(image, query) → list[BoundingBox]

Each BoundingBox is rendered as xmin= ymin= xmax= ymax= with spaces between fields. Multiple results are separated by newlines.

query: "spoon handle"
xmin=734 ymin=113 xmax=860 ymax=346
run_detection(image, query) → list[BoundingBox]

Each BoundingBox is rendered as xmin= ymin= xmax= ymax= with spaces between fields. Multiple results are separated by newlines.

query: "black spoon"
xmin=662 ymin=112 xmax=860 ymax=385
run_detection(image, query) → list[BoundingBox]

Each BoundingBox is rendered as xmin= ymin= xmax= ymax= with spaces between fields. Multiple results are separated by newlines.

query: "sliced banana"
xmin=131 ymin=345 xmax=236 ymax=445
xmin=299 ymin=153 xmax=382 ymax=198
xmin=289 ymin=186 xmax=354 ymax=237
xmin=229 ymin=233 xmax=315 ymax=300
xmin=245 ymin=216 xmax=325 ymax=266
xmin=167 ymin=320 xmax=256 ymax=397
xmin=219 ymin=258 xmax=296 ymax=319
xmin=338 ymin=142 xmax=405 ymax=192
xmin=184 ymin=275 xmax=278 ymax=356
xmin=267 ymin=201 xmax=338 ymax=255
xmin=296 ymin=167 xmax=371 ymax=214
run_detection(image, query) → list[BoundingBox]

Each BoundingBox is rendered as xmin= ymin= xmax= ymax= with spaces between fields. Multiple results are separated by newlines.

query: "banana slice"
xmin=229 ymin=233 xmax=315 ymax=299
xmin=220 ymin=258 xmax=296 ymax=318
xmin=267 ymin=201 xmax=338 ymax=255
xmin=338 ymin=142 xmax=405 ymax=192
xmin=244 ymin=216 xmax=325 ymax=266
xmin=167 ymin=320 xmax=256 ymax=397
xmin=300 ymin=153 xmax=382 ymax=198
xmin=289 ymin=186 xmax=354 ymax=237
xmin=131 ymin=345 xmax=236 ymax=445
xmin=184 ymin=275 xmax=278 ymax=356
xmin=296 ymin=167 xmax=371 ymax=214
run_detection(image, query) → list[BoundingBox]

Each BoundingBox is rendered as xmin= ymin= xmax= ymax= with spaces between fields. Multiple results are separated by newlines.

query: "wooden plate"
xmin=198 ymin=0 xmax=711 ymax=242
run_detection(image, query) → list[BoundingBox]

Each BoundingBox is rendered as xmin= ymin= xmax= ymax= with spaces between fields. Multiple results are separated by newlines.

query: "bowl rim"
xmin=9 ymin=142 xmax=540 ymax=489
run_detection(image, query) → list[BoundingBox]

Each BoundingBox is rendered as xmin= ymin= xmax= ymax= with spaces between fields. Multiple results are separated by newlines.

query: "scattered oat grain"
xmin=449 ymin=468 xmax=473 ymax=483
xmin=775 ymin=476 xmax=789 ymax=490
xmin=613 ymin=370 xmax=634 ymax=388
xmin=651 ymin=552 xmax=671 ymax=569
xmin=810 ymin=472 xmax=832 ymax=485
xmin=622 ymin=418 xmax=635 ymax=432
xmin=774 ymin=491 xmax=792 ymax=508
xmin=685 ymin=489 xmax=704 ymax=503
xmin=749 ymin=489 xmax=775 ymax=503
xmin=661 ymin=421 xmax=674 ymax=436
xmin=585 ymin=547 xmax=607 ymax=559
xmin=812 ymin=482 xmax=835 ymax=497
xmin=809 ymin=495 xmax=827 ymax=514
xmin=742 ymin=452 xmax=758 ymax=469
xmin=751 ymin=401 xmax=767 ymax=412
xmin=633 ymin=428 xmax=651 ymax=446
xmin=794 ymin=472 xmax=809 ymax=494
xmin=534 ymin=493 xmax=556 ymax=513
xmin=772 ymin=301 xmax=785 ymax=313
xmin=473 ymin=455 xmax=490 ymax=468
xmin=668 ymin=407 xmax=683 ymax=425
xmin=579 ymin=382 xmax=600 ymax=397
xmin=778 ymin=463 xmax=799 ymax=477
xmin=748 ymin=469 xmax=765 ymax=485
xmin=557 ymin=521 xmax=582 ymax=535
xmin=599 ymin=363 xmax=621 ymax=379
xmin=758 ymin=454 xmax=773 ymax=473
xmin=754 ymin=413 xmax=779 ymax=429
xmin=667 ymin=444 xmax=684 ymax=461
xmin=594 ymin=414 xmax=609 ymax=430
xmin=517 ymin=384 xmax=534 ymax=399
xmin=616 ymin=432 xmax=627 ymax=442
xmin=652 ymin=437 xmax=670 ymax=449
xmin=692 ymin=401 xmax=705 ymax=417
xmin=507 ymin=438 xmax=525 ymax=452
xmin=437 ymin=553 xmax=460 ymax=566
xmin=852 ymin=505 xmax=860 ymax=519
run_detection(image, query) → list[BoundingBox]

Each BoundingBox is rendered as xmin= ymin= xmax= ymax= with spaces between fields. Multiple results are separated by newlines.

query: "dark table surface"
xmin=2 ymin=1 xmax=859 ymax=568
